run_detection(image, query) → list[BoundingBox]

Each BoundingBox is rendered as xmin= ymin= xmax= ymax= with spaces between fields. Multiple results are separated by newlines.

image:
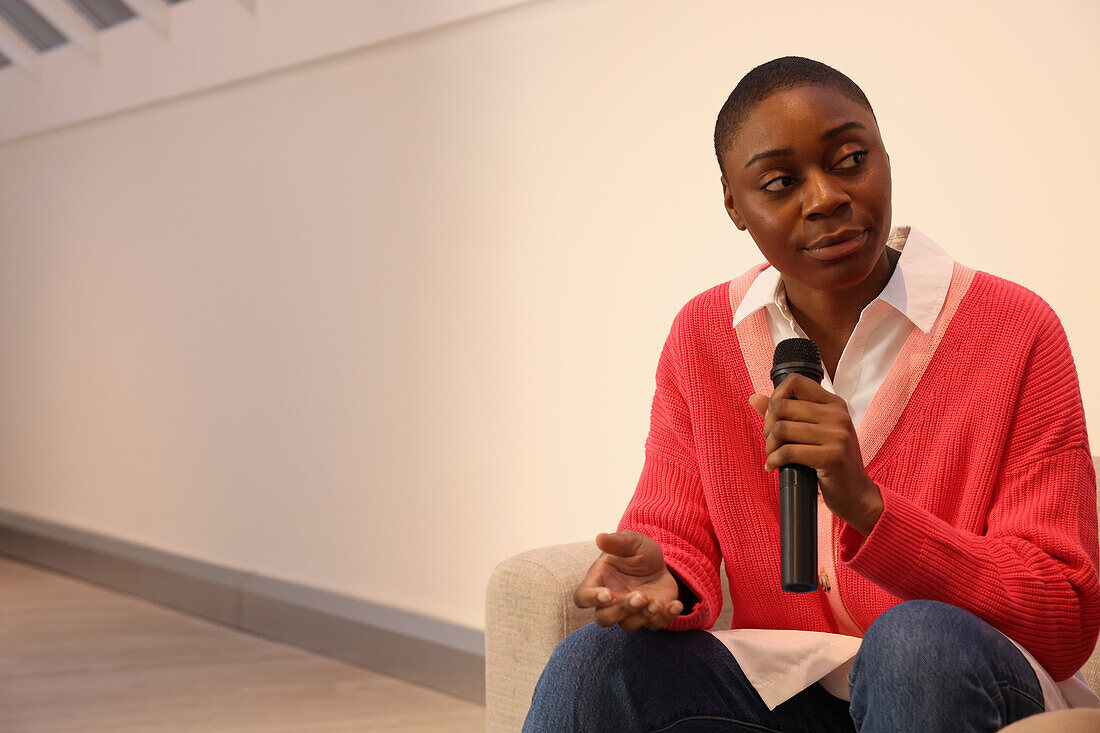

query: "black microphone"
xmin=770 ymin=338 xmax=824 ymax=593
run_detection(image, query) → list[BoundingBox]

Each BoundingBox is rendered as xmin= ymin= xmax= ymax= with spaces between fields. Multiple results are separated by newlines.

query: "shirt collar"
xmin=731 ymin=225 xmax=954 ymax=334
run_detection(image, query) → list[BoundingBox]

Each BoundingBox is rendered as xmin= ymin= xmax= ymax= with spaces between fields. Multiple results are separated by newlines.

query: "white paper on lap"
xmin=707 ymin=628 xmax=863 ymax=710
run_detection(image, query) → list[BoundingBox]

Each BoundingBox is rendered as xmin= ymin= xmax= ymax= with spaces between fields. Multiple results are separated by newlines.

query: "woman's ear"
xmin=721 ymin=176 xmax=747 ymax=231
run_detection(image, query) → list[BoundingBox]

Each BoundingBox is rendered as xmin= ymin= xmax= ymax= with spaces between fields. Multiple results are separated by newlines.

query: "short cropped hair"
xmin=714 ymin=56 xmax=875 ymax=177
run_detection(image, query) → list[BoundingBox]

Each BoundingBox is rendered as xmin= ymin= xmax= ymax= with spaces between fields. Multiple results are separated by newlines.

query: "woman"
xmin=523 ymin=57 xmax=1098 ymax=732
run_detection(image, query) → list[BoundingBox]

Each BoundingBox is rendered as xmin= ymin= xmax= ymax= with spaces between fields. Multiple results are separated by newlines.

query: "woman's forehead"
xmin=733 ymin=86 xmax=880 ymax=157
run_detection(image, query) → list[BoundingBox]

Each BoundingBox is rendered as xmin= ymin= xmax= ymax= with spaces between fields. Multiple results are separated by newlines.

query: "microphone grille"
xmin=773 ymin=338 xmax=821 ymax=368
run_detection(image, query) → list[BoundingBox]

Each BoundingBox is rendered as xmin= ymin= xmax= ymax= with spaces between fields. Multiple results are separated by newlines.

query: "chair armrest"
xmin=999 ymin=708 xmax=1100 ymax=732
xmin=485 ymin=541 xmax=599 ymax=733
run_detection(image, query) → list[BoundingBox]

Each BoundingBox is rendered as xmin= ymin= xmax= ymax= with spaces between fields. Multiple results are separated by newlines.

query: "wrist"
xmin=845 ymin=479 xmax=884 ymax=537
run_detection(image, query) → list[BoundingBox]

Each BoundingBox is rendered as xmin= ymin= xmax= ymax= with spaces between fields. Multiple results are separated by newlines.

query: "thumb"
xmin=748 ymin=393 xmax=769 ymax=419
xmin=595 ymin=531 xmax=646 ymax=558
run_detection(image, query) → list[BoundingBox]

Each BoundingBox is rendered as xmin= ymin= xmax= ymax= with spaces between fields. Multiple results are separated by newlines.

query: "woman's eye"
xmin=834 ymin=150 xmax=868 ymax=170
xmin=762 ymin=176 xmax=796 ymax=192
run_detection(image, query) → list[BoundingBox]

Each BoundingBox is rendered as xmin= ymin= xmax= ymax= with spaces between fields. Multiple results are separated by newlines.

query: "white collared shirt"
xmin=731 ymin=225 xmax=953 ymax=428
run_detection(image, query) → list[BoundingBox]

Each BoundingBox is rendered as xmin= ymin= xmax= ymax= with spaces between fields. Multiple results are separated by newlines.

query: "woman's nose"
xmin=803 ymin=171 xmax=851 ymax=219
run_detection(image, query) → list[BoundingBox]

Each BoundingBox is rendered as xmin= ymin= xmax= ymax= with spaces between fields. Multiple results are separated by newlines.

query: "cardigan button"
xmin=819 ymin=571 xmax=832 ymax=592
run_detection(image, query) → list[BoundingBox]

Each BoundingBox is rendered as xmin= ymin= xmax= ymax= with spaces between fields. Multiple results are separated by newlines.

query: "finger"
xmin=766 ymin=396 xmax=831 ymax=427
xmin=764 ymin=399 xmax=851 ymax=442
xmin=573 ymin=553 xmax=616 ymax=607
xmin=574 ymin=584 xmax=614 ymax=609
xmin=594 ymin=591 xmax=648 ymax=627
xmin=618 ymin=610 xmax=649 ymax=632
xmin=619 ymin=596 xmax=662 ymax=633
xmin=771 ymin=373 xmax=836 ymax=404
xmin=748 ymin=393 xmax=770 ymax=418
xmin=766 ymin=443 xmax=835 ymax=473
xmin=765 ymin=419 xmax=835 ymax=455
xmin=644 ymin=600 xmax=684 ymax=631
xmin=764 ymin=400 xmax=815 ymax=439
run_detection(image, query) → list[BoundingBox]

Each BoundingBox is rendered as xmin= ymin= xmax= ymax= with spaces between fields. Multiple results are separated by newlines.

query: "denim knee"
xmin=541 ymin=623 xmax=621 ymax=692
xmin=854 ymin=600 xmax=993 ymax=681
xmin=525 ymin=623 xmax=741 ymax=732
xmin=524 ymin=624 xmax=639 ymax=731
xmin=853 ymin=600 xmax=985 ymax=686
xmin=849 ymin=600 xmax=1044 ymax=731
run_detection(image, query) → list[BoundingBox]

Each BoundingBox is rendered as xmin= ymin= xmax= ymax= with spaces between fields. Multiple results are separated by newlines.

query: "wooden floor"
xmin=0 ymin=556 xmax=485 ymax=732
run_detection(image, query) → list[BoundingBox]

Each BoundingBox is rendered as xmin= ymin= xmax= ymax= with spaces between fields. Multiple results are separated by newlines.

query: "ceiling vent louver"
xmin=0 ymin=0 xmax=67 ymax=51
xmin=65 ymin=0 xmax=136 ymax=30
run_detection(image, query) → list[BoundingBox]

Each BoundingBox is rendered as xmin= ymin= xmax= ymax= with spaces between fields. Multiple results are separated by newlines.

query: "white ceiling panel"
xmin=0 ymin=0 xmax=546 ymax=144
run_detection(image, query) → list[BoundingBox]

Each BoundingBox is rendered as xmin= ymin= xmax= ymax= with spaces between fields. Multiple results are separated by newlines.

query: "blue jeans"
xmin=523 ymin=600 xmax=1045 ymax=732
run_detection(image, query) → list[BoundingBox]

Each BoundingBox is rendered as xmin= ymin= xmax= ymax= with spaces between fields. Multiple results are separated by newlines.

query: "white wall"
xmin=0 ymin=0 xmax=1096 ymax=632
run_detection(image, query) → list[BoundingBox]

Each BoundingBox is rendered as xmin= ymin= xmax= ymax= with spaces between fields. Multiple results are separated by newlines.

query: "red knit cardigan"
xmin=619 ymin=262 xmax=1099 ymax=681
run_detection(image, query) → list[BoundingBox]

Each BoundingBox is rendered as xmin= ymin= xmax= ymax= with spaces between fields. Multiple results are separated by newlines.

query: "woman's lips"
xmin=804 ymin=230 xmax=868 ymax=261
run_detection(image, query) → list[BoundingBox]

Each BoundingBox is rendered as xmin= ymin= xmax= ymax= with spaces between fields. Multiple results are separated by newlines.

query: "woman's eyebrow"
xmin=744 ymin=148 xmax=793 ymax=168
xmin=821 ymin=121 xmax=866 ymax=140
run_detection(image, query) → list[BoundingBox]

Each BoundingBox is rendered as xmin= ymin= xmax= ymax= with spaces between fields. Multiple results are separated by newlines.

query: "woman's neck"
xmin=783 ymin=247 xmax=901 ymax=377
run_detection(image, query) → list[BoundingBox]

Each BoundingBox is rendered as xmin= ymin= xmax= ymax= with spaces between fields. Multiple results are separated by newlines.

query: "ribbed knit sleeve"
xmin=619 ymin=311 xmax=722 ymax=631
xmin=840 ymin=296 xmax=1099 ymax=681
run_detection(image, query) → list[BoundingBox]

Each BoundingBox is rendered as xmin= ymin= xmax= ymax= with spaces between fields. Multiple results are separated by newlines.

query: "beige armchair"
xmin=485 ymin=485 xmax=1100 ymax=732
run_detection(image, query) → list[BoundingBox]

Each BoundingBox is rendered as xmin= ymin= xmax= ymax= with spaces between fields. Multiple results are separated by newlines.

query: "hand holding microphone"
xmin=747 ymin=338 xmax=885 ymax=592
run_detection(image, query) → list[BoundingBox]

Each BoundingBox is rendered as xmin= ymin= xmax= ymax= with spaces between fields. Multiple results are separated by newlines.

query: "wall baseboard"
xmin=0 ymin=509 xmax=485 ymax=704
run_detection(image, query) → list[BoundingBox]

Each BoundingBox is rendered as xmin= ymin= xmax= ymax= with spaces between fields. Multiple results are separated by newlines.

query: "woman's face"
xmin=719 ymin=85 xmax=892 ymax=298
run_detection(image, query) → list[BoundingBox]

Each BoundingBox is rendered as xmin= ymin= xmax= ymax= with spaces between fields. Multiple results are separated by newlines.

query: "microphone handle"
xmin=779 ymin=463 xmax=818 ymax=592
